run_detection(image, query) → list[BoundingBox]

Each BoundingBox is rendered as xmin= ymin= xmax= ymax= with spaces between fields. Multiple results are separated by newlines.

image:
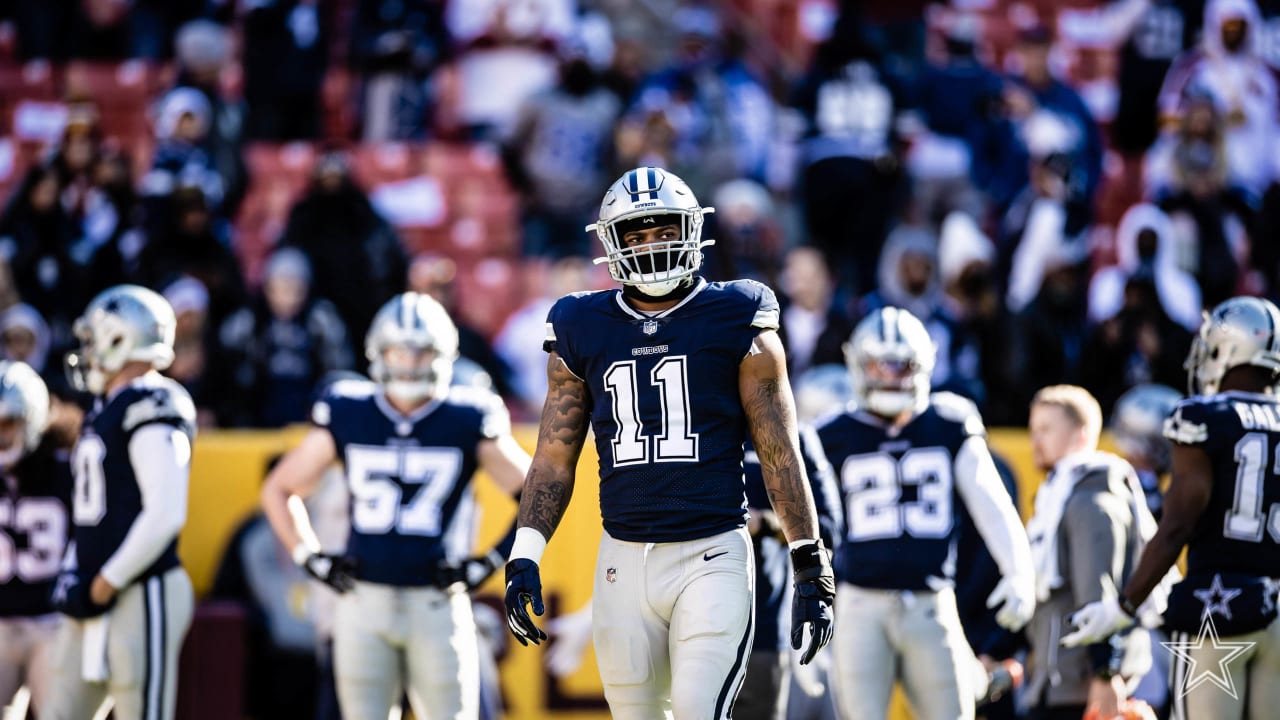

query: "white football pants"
xmin=333 ymin=580 xmax=479 ymax=720
xmin=592 ymin=527 xmax=755 ymax=720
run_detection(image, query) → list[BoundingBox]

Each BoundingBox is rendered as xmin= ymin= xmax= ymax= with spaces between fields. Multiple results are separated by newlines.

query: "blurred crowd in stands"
xmin=0 ymin=0 xmax=1276 ymax=433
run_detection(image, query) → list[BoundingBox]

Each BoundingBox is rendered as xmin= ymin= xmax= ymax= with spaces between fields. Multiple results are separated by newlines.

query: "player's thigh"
xmin=332 ymin=582 xmax=402 ymax=719
xmin=0 ymin=617 xmax=28 ymax=706
xmin=404 ymin=587 xmax=480 ymax=720
xmin=668 ymin=529 xmax=755 ymax=720
xmin=830 ymin=585 xmax=896 ymax=720
xmin=22 ymin=613 xmax=62 ymax=713
xmin=41 ymin=616 xmax=109 ymax=720
xmin=592 ymin=533 xmax=672 ymax=719
xmin=105 ymin=571 xmax=193 ymax=720
xmin=896 ymin=589 xmax=976 ymax=720
xmin=1246 ymin=618 xmax=1280 ymax=720
xmin=734 ymin=650 xmax=788 ymax=720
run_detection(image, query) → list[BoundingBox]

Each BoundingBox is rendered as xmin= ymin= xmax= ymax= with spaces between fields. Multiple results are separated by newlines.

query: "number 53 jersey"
xmin=815 ymin=394 xmax=993 ymax=591
xmin=545 ymin=278 xmax=780 ymax=544
xmin=312 ymin=380 xmax=510 ymax=586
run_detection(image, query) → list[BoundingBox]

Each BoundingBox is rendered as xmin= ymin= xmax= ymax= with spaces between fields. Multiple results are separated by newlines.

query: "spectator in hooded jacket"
xmin=216 ymin=248 xmax=353 ymax=428
xmin=1089 ymin=203 xmax=1202 ymax=332
xmin=1158 ymin=0 xmax=1278 ymax=202
xmin=173 ymin=19 xmax=248 ymax=215
xmin=777 ymin=246 xmax=854 ymax=379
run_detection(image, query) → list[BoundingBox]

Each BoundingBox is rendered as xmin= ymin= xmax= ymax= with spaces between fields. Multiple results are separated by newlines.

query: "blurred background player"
xmin=504 ymin=166 xmax=836 ymax=719
xmin=0 ymin=362 xmax=69 ymax=718
xmin=1066 ymin=296 xmax=1280 ymax=720
xmin=260 ymin=291 xmax=529 ymax=720
xmin=814 ymin=306 xmax=1036 ymax=720
xmin=46 ymin=285 xmax=197 ymax=720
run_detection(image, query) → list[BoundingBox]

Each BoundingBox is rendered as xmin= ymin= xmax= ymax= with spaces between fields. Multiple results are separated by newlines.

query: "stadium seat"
xmin=0 ymin=60 xmax=57 ymax=135
xmin=175 ymin=601 xmax=246 ymax=720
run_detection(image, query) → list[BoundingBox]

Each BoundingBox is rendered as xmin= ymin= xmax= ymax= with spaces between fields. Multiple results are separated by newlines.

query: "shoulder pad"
xmin=723 ymin=279 xmax=780 ymax=330
xmin=1163 ymin=396 xmax=1222 ymax=445
xmin=811 ymin=408 xmax=847 ymax=434
xmin=451 ymin=386 xmax=511 ymax=438
xmin=122 ymin=383 xmax=196 ymax=437
xmin=311 ymin=378 xmax=376 ymax=427
xmin=930 ymin=392 xmax=985 ymax=435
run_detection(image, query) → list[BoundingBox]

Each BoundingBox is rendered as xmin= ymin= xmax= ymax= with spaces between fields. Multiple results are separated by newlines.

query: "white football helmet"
xmin=366 ymin=292 xmax=458 ymax=403
xmin=588 ymin=167 xmax=715 ymax=296
xmin=1184 ymin=296 xmax=1280 ymax=395
xmin=0 ymin=361 xmax=48 ymax=468
xmin=66 ymin=284 xmax=176 ymax=396
xmin=845 ymin=307 xmax=936 ymax=418
xmin=1111 ymin=384 xmax=1182 ymax=474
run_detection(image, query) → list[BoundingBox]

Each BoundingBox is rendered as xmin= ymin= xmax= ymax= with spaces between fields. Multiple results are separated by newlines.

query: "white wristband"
xmin=291 ymin=543 xmax=313 ymax=566
xmin=788 ymin=538 xmax=820 ymax=551
xmin=509 ymin=527 xmax=548 ymax=565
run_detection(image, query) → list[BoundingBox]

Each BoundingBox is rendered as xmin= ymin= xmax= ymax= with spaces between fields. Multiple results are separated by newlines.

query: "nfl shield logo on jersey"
xmin=642 ymin=320 xmax=659 ymax=336
xmin=606 ymin=567 xmax=617 ymax=584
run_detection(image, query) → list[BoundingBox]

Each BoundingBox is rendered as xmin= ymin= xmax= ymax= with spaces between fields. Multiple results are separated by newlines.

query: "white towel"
xmin=81 ymin=614 xmax=110 ymax=682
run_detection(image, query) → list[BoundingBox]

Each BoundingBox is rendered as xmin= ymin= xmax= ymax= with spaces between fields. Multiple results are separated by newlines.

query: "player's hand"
xmin=1062 ymin=595 xmax=1134 ymax=647
xmin=438 ymin=550 xmax=504 ymax=591
xmin=299 ymin=552 xmax=357 ymax=594
xmin=90 ymin=574 xmax=118 ymax=606
xmin=505 ymin=558 xmax=548 ymax=646
xmin=51 ymin=572 xmax=113 ymax=619
xmin=986 ymin=575 xmax=1035 ymax=631
xmin=790 ymin=540 xmax=835 ymax=665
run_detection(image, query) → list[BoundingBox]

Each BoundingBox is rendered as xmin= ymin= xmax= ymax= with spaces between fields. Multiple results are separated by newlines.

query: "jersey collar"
xmin=613 ymin=278 xmax=707 ymax=320
xmin=374 ymin=391 xmax=444 ymax=427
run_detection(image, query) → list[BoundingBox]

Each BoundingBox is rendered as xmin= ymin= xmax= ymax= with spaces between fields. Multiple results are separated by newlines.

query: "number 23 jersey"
xmin=815 ymin=394 xmax=988 ymax=591
xmin=545 ymin=278 xmax=780 ymax=543
xmin=312 ymin=380 xmax=510 ymax=586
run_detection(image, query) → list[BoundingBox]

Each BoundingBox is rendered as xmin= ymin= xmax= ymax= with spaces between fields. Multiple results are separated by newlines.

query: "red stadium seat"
xmin=0 ymin=61 xmax=58 ymax=134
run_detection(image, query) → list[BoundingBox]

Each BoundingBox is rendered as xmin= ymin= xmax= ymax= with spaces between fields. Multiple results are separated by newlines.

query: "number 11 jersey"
xmin=545 ymin=278 xmax=780 ymax=544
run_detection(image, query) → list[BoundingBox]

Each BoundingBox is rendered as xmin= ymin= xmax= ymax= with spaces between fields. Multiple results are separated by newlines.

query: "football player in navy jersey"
xmin=45 ymin=285 xmax=197 ymax=720
xmin=815 ymin=306 xmax=1036 ymax=720
xmin=261 ymin=292 xmax=530 ymax=720
xmin=503 ymin=166 xmax=835 ymax=720
xmin=0 ymin=361 xmax=69 ymax=715
xmin=1065 ymin=296 xmax=1280 ymax=719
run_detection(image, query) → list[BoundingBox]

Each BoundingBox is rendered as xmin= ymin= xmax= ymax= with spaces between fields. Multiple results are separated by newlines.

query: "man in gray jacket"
xmin=1022 ymin=385 xmax=1154 ymax=720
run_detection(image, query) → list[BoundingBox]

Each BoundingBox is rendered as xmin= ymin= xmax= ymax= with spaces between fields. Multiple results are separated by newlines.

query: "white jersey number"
xmin=0 ymin=497 xmax=67 ymax=583
xmin=72 ymin=435 xmax=108 ymax=526
xmin=345 ymin=445 xmax=464 ymax=536
xmin=841 ymin=447 xmax=954 ymax=541
xmin=1226 ymin=433 xmax=1280 ymax=543
xmin=603 ymin=356 xmax=699 ymax=466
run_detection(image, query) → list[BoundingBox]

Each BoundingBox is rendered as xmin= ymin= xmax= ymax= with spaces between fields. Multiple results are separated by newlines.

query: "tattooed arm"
xmin=740 ymin=330 xmax=820 ymax=544
xmin=515 ymin=351 xmax=591 ymax=542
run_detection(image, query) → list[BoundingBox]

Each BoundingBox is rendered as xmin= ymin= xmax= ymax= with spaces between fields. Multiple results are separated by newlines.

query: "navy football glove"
xmin=300 ymin=552 xmax=357 ymax=593
xmin=51 ymin=572 xmax=113 ymax=619
xmin=505 ymin=559 xmax=548 ymax=646
xmin=438 ymin=550 xmax=504 ymax=591
xmin=790 ymin=540 xmax=836 ymax=665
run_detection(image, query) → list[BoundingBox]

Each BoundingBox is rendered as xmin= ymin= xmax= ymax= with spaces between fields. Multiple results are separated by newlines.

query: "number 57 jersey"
xmin=312 ymin=380 xmax=511 ymax=586
xmin=545 ymin=279 xmax=780 ymax=544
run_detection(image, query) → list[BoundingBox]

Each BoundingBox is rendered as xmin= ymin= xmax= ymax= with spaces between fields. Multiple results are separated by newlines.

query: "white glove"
xmin=544 ymin=603 xmax=594 ymax=677
xmin=1061 ymin=595 xmax=1134 ymax=647
xmin=986 ymin=575 xmax=1036 ymax=631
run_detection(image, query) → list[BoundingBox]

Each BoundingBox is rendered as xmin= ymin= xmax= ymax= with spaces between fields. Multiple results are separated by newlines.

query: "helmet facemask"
xmin=0 ymin=415 xmax=26 ymax=469
xmin=845 ymin=308 xmax=936 ymax=419
xmin=372 ymin=343 xmax=454 ymax=403
xmin=590 ymin=168 xmax=715 ymax=297
xmin=365 ymin=293 xmax=459 ymax=405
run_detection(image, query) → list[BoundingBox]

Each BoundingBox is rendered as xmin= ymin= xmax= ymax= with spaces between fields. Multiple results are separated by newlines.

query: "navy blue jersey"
xmin=0 ymin=437 xmax=73 ymax=617
xmin=815 ymin=393 xmax=986 ymax=591
xmin=743 ymin=426 xmax=842 ymax=652
xmin=544 ymin=279 xmax=780 ymax=543
xmin=313 ymin=380 xmax=508 ymax=586
xmin=71 ymin=376 xmax=195 ymax=584
xmin=1164 ymin=391 xmax=1280 ymax=578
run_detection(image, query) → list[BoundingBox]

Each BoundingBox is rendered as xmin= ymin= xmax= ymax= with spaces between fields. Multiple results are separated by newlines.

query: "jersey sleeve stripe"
xmin=751 ymin=306 xmax=779 ymax=330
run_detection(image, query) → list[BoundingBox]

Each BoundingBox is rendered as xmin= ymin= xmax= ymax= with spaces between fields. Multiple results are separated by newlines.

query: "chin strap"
xmin=621 ymin=277 xmax=697 ymax=304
